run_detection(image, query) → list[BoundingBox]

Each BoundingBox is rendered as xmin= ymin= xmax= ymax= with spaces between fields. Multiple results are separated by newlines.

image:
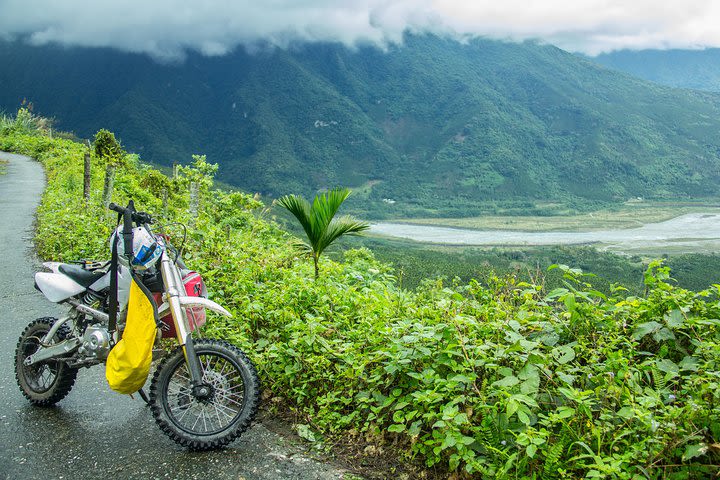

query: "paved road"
xmin=0 ymin=152 xmax=353 ymax=480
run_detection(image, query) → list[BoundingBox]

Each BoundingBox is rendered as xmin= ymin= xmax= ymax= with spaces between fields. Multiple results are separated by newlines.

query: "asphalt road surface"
xmin=0 ymin=152 xmax=354 ymax=480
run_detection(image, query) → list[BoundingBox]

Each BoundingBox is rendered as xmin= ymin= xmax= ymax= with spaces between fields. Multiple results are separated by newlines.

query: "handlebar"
xmin=109 ymin=200 xmax=157 ymax=267
xmin=109 ymin=202 xmax=153 ymax=225
xmin=109 ymin=200 xmax=183 ymax=268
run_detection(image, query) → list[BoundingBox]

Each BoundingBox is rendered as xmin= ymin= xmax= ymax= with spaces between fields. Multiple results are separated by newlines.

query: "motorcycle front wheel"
xmin=149 ymin=339 xmax=260 ymax=450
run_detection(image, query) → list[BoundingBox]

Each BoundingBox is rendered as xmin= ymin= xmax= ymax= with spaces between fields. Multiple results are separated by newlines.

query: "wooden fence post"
xmin=102 ymin=163 xmax=115 ymax=209
xmin=83 ymin=152 xmax=91 ymax=204
xmin=189 ymin=181 xmax=199 ymax=227
xmin=162 ymin=187 xmax=168 ymax=215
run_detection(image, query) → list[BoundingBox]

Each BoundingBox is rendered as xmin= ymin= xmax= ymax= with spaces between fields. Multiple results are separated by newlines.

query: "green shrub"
xmin=0 ymin=108 xmax=53 ymax=136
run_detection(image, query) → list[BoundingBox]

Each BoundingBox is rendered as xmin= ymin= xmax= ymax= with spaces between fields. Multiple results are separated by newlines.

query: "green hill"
xmin=3 ymin=35 xmax=720 ymax=217
xmin=592 ymin=48 xmax=720 ymax=92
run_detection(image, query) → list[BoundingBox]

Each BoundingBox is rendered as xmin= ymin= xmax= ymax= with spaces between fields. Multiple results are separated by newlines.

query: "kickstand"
xmin=138 ymin=388 xmax=151 ymax=405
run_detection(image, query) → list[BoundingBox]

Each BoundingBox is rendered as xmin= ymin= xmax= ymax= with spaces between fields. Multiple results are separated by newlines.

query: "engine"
xmin=77 ymin=324 xmax=112 ymax=361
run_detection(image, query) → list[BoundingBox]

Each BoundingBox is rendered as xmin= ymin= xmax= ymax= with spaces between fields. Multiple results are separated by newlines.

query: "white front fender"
xmin=158 ymin=296 xmax=233 ymax=318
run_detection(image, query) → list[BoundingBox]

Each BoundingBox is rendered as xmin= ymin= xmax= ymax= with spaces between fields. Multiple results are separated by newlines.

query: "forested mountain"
xmin=592 ymin=48 xmax=720 ymax=92
xmin=3 ymin=35 xmax=720 ymax=217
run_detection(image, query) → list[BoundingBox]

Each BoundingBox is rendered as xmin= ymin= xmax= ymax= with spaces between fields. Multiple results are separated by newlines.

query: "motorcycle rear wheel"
xmin=15 ymin=317 xmax=78 ymax=405
xmin=149 ymin=339 xmax=260 ymax=450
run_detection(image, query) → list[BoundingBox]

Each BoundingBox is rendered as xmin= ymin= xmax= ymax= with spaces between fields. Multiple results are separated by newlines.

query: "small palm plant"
xmin=277 ymin=187 xmax=369 ymax=279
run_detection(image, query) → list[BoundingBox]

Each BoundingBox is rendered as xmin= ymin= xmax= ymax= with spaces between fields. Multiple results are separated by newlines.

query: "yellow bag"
xmin=106 ymin=280 xmax=157 ymax=394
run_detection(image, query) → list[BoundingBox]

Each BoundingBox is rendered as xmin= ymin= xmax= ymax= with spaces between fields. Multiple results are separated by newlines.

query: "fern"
xmin=653 ymin=368 xmax=667 ymax=392
xmin=478 ymin=413 xmax=505 ymax=465
xmin=543 ymin=434 xmax=570 ymax=479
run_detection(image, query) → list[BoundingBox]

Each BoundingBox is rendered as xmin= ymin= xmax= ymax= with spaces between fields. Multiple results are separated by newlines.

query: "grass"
xmin=0 ymin=159 xmax=8 ymax=175
xmin=387 ymin=201 xmax=720 ymax=232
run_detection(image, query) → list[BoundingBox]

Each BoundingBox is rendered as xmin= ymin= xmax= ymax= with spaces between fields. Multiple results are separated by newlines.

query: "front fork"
xmin=158 ymin=253 xmax=208 ymax=397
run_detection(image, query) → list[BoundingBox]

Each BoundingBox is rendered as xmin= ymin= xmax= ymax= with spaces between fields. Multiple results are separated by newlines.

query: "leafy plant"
xmin=93 ymin=129 xmax=124 ymax=163
xmin=276 ymin=188 xmax=369 ymax=279
xmin=93 ymin=129 xmax=126 ymax=207
xmin=0 ymin=107 xmax=52 ymax=136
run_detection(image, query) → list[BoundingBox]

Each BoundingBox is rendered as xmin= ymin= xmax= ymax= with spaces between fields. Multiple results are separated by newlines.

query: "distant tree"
xmin=93 ymin=129 xmax=122 ymax=160
xmin=277 ymin=188 xmax=369 ymax=279
xmin=93 ymin=129 xmax=124 ymax=208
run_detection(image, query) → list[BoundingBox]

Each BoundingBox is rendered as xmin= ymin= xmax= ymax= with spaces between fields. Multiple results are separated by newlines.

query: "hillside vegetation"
xmin=350 ymin=238 xmax=720 ymax=293
xmin=592 ymin=49 xmax=720 ymax=92
xmin=1 ymin=113 xmax=719 ymax=478
xmin=4 ymin=36 xmax=720 ymax=217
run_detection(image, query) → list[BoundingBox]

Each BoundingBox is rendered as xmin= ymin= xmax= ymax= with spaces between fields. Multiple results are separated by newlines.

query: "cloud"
xmin=1 ymin=1 xmax=719 ymax=60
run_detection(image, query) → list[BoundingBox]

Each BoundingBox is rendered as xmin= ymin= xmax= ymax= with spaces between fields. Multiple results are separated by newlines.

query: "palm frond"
xmin=277 ymin=187 xmax=367 ymax=278
xmin=316 ymin=215 xmax=369 ymax=256
xmin=277 ymin=194 xmax=315 ymax=245
xmin=311 ymin=187 xmax=351 ymax=235
xmin=288 ymin=238 xmax=313 ymax=255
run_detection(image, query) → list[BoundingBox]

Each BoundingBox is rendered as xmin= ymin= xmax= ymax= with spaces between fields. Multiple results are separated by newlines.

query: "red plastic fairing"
xmin=153 ymin=271 xmax=207 ymax=338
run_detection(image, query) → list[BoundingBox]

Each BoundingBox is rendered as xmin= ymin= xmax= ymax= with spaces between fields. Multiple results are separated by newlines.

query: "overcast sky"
xmin=1 ymin=1 xmax=719 ymax=60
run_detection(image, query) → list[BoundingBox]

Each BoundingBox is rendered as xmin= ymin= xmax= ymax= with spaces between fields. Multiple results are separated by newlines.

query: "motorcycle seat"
xmin=59 ymin=264 xmax=106 ymax=288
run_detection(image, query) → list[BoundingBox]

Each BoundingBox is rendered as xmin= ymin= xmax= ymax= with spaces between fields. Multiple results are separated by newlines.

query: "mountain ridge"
xmin=592 ymin=48 xmax=720 ymax=92
xmin=2 ymin=35 xmax=720 ymax=217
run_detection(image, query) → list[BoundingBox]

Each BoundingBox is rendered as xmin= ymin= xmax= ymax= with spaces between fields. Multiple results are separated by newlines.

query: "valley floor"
xmin=384 ymin=201 xmax=720 ymax=232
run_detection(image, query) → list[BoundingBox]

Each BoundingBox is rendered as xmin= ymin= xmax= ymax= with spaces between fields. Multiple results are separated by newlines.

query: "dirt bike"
xmin=14 ymin=200 xmax=260 ymax=449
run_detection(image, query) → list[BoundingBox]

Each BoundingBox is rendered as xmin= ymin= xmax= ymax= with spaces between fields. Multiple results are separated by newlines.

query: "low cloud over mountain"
xmin=1 ymin=1 xmax=720 ymax=60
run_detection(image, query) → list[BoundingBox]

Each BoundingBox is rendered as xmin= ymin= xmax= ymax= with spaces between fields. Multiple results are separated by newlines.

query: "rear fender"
xmin=42 ymin=262 xmax=63 ymax=274
xmin=35 ymin=272 xmax=85 ymax=303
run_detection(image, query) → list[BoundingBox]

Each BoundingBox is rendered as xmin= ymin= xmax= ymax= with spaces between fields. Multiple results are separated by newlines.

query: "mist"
xmin=1 ymin=1 xmax=719 ymax=60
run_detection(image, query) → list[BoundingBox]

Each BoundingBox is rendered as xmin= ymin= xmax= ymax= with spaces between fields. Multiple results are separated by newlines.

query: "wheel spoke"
xmin=173 ymin=372 xmax=192 ymax=383
xmin=224 ymin=383 xmax=247 ymax=393
xmin=213 ymin=401 xmax=240 ymax=416
xmin=213 ymin=402 xmax=226 ymax=427
xmin=203 ymin=355 xmax=212 ymax=374
xmin=190 ymin=406 xmax=204 ymax=431
xmin=215 ymin=392 xmax=245 ymax=408
xmin=176 ymin=402 xmax=194 ymax=425
xmin=216 ymin=360 xmax=229 ymax=379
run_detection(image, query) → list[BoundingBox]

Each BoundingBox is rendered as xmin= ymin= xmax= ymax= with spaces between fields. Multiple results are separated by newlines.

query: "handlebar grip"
xmin=135 ymin=212 xmax=154 ymax=224
xmin=108 ymin=203 xmax=124 ymax=214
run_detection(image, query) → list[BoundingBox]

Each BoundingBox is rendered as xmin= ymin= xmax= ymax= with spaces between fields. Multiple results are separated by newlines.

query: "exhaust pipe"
xmin=68 ymin=299 xmax=109 ymax=323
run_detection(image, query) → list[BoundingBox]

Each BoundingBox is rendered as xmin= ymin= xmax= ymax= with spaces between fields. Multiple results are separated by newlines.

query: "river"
xmin=370 ymin=213 xmax=720 ymax=254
